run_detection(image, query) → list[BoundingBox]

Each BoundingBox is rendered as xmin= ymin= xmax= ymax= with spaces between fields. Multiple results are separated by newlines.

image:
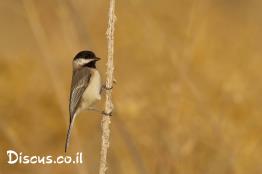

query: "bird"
xmin=65 ymin=50 xmax=103 ymax=152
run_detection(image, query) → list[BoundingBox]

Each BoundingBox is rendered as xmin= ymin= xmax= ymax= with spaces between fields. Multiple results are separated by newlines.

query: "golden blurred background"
xmin=0 ymin=0 xmax=261 ymax=174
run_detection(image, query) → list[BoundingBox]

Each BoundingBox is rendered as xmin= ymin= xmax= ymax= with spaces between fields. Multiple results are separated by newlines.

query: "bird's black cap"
xmin=74 ymin=50 xmax=99 ymax=60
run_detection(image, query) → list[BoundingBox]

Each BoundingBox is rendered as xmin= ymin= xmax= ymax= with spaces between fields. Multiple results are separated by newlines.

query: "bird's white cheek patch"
xmin=75 ymin=58 xmax=93 ymax=66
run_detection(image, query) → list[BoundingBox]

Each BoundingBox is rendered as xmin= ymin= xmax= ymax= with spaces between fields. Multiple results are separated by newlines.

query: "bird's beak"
xmin=94 ymin=57 xmax=101 ymax=61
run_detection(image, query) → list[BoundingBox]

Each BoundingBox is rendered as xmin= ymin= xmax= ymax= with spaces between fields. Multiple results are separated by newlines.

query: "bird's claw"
xmin=102 ymin=85 xmax=113 ymax=90
xmin=102 ymin=111 xmax=113 ymax=116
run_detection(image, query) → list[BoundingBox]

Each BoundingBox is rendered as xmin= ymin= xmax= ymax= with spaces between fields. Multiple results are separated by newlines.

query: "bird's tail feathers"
xmin=65 ymin=116 xmax=76 ymax=153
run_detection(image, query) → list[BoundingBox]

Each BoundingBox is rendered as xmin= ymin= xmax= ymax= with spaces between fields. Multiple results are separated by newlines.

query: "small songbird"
xmin=65 ymin=50 xmax=102 ymax=152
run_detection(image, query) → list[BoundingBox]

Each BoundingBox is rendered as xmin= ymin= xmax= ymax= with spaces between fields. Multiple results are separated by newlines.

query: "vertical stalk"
xmin=99 ymin=0 xmax=116 ymax=174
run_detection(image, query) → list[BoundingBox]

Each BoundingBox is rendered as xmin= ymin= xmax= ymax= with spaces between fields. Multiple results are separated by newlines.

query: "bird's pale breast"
xmin=79 ymin=69 xmax=101 ymax=112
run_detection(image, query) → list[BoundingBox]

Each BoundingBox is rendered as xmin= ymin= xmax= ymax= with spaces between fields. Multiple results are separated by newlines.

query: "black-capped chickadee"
xmin=65 ymin=50 xmax=102 ymax=152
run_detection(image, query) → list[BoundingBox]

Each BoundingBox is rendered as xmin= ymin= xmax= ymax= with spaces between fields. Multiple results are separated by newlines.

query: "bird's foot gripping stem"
xmin=102 ymin=79 xmax=117 ymax=91
xmin=102 ymin=110 xmax=113 ymax=116
xmin=102 ymin=85 xmax=113 ymax=90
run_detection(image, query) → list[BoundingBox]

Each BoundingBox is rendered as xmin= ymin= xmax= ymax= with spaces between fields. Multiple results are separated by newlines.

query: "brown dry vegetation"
xmin=0 ymin=0 xmax=262 ymax=174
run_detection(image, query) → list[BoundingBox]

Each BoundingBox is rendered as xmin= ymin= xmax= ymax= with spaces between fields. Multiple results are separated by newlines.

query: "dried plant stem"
xmin=99 ymin=0 xmax=116 ymax=174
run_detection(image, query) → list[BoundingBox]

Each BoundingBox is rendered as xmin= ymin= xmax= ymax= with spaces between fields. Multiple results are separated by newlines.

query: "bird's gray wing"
xmin=65 ymin=67 xmax=91 ymax=152
xmin=69 ymin=67 xmax=91 ymax=121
